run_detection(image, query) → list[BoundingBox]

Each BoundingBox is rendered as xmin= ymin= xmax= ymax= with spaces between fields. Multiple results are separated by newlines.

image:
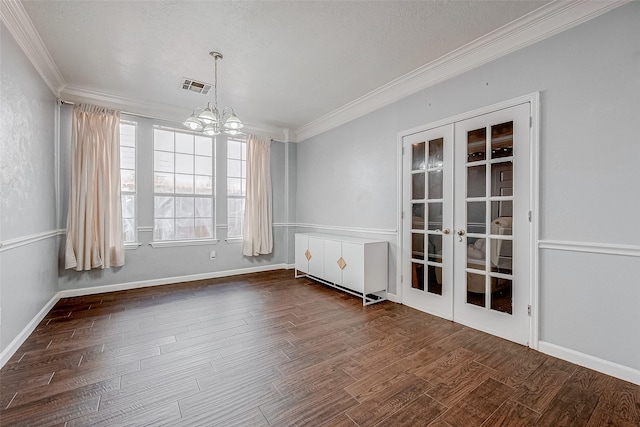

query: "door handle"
xmin=457 ymin=229 xmax=465 ymax=242
xmin=435 ymin=228 xmax=451 ymax=235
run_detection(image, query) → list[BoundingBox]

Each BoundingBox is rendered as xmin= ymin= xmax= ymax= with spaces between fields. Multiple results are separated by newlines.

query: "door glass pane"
xmin=412 ymin=173 xmax=425 ymax=200
xmin=428 ymin=265 xmax=442 ymax=295
xmin=427 ymin=203 xmax=442 ymax=231
xmin=491 ymin=277 xmax=512 ymax=314
xmin=428 ymin=171 xmax=443 ymax=199
xmin=467 ymin=201 xmax=486 ymax=234
xmin=412 ymin=262 xmax=424 ymax=290
xmin=411 ymin=233 xmax=425 ymax=260
xmin=467 ymin=128 xmax=486 ymax=162
xmin=428 ymin=138 xmax=443 ymax=168
xmin=412 ymin=142 xmax=426 ymax=170
xmin=427 ymin=234 xmax=442 ymax=263
xmin=467 ymin=165 xmax=486 ymax=197
xmin=491 ymin=121 xmax=513 ymax=159
xmin=467 ymin=272 xmax=486 ymax=307
xmin=412 ymin=203 xmax=425 ymax=230
xmin=491 ymin=201 xmax=513 ymax=234
xmin=467 ymin=236 xmax=486 ymax=270
xmin=490 ymin=238 xmax=512 ymax=275
xmin=491 ymin=162 xmax=513 ymax=196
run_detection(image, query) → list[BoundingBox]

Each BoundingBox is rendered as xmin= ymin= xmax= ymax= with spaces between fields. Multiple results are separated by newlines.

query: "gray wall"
xmin=57 ymin=110 xmax=293 ymax=290
xmin=296 ymin=3 xmax=640 ymax=370
xmin=0 ymin=23 xmax=59 ymax=351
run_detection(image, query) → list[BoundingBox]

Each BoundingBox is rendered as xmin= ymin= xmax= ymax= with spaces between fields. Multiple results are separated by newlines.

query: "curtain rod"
xmin=58 ymin=100 xmax=279 ymax=141
xmin=58 ymin=99 xmax=176 ymax=123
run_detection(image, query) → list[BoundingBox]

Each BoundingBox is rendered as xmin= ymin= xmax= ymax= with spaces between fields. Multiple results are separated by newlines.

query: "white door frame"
xmin=396 ymin=92 xmax=540 ymax=349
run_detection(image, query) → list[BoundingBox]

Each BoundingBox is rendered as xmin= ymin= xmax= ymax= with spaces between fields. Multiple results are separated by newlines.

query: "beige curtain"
xmin=65 ymin=104 xmax=124 ymax=270
xmin=242 ymin=134 xmax=273 ymax=256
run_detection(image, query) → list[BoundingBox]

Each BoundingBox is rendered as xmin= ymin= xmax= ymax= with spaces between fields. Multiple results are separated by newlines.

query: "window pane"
xmin=121 ymin=195 xmax=135 ymax=219
xmin=228 ymin=178 xmax=242 ymax=196
xmin=195 ymin=136 xmax=213 ymax=156
xmin=176 ymin=218 xmax=195 ymax=239
xmin=195 ymin=218 xmax=213 ymax=239
xmin=175 ymin=174 xmax=194 ymax=194
xmin=195 ymin=197 xmax=212 ymax=217
xmin=154 ymin=219 xmax=174 ymax=241
xmin=123 ymin=218 xmax=135 ymax=243
xmin=195 ymin=155 xmax=212 ymax=175
xmin=154 ymin=196 xmax=174 ymax=218
xmin=228 ymin=159 xmax=242 ymax=177
xmin=154 ymin=129 xmax=174 ymax=152
xmin=121 ymin=169 xmax=135 ymax=192
xmin=154 ymin=172 xmax=174 ymax=193
xmin=153 ymin=128 xmax=215 ymax=242
xmin=120 ymin=124 xmax=136 ymax=147
xmin=120 ymin=146 xmax=135 ymax=170
xmin=175 ymin=153 xmax=194 ymax=174
xmin=228 ymin=217 xmax=242 ymax=238
xmin=154 ymin=150 xmax=174 ymax=173
xmin=228 ymin=140 xmax=242 ymax=159
xmin=120 ymin=122 xmax=136 ymax=244
xmin=176 ymin=197 xmax=194 ymax=218
xmin=194 ymin=175 xmax=213 ymax=195
xmin=175 ymin=132 xmax=194 ymax=154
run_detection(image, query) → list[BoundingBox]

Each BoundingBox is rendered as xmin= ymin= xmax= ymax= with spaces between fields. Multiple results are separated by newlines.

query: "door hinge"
xmin=402 ymin=146 xmax=405 ymax=155
xmin=528 ymin=305 xmax=532 ymax=316
xmin=529 ymin=116 xmax=533 ymax=128
xmin=400 ymin=275 xmax=403 ymax=283
xmin=528 ymin=211 xmax=532 ymax=222
xmin=401 ymin=211 xmax=405 ymax=219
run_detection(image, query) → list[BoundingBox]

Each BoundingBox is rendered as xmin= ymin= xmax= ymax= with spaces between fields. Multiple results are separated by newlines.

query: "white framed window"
xmin=120 ymin=121 xmax=137 ymax=244
xmin=153 ymin=127 xmax=215 ymax=242
xmin=227 ymin=135 xmax=246 ymax=238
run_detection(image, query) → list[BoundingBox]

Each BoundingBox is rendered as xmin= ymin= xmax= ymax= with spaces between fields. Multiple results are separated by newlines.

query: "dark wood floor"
xmin=1 ymin=270 xmax=638 ymax=426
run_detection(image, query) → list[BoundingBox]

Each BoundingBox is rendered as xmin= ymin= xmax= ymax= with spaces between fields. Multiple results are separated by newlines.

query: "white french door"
xmin=402 ymin=102 xmax=531 ymax=345
xmin=402 ymin=125 xmax=454 ymax=320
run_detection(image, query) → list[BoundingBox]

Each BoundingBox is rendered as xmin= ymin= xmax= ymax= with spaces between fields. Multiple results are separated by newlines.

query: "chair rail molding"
xmin=538 ymin=239 xmax=640 ymax=257
xmin=0 ymin=229 xmax=65 ymax=252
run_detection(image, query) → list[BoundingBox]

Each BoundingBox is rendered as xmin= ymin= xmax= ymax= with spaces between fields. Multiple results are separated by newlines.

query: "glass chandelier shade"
xmin=184 ymin=52 xmax=244 ymax=136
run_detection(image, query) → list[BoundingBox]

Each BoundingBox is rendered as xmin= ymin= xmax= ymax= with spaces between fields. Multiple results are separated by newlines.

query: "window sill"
xmin=150 ymin=239 xmax=220 ymax=248
xmin=225 ymin=237 xmax=243 ymax=244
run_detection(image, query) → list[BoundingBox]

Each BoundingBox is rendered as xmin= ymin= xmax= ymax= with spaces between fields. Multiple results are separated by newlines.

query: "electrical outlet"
xmin=209 ymin=250 xmax=216 ymax=260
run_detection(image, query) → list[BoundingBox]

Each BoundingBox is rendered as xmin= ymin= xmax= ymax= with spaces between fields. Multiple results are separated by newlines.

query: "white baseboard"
xmin=0 ymin=293 xmax=61 ymax=367
xmin=386 ymin=292 xmax=401 ymax=303
xmin=538 ymin=341 xmax=640 ymax=386
xmin=58 ymin=263 xmax=291 ymax=298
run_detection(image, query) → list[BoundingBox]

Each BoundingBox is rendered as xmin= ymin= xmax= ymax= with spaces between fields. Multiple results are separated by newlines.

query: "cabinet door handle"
xmin=337 ymin=257 xmax=347 ymax=270
xmin=305 ymin=249 xmax=312 ymax=260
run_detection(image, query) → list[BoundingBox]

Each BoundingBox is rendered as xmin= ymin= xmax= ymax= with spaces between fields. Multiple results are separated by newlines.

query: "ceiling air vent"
xmin=180 ymin=78 xmax=212 ymax=95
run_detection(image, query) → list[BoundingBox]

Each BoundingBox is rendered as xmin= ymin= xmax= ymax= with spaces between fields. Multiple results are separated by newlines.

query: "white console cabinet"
xmin=295 ymin=233 xmax=388 ymax=305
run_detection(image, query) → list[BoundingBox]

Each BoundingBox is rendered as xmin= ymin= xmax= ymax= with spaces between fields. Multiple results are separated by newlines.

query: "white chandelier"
xmin=184 ymin=51 xmax=244 ymax=136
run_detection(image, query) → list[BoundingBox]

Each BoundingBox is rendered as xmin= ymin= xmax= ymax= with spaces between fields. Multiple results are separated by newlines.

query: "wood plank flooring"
xmin=1 ymin=270 xmax=638 ymax=426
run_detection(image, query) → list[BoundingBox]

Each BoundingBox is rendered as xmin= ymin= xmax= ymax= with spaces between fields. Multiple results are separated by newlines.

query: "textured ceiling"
xmin=21 ymin=0 xmax=552 ymax=136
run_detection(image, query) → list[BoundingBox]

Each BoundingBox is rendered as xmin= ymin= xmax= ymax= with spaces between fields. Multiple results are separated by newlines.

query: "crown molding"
xmin=61 ymin=85 xmax=287 ymax=141
xmin=295 ymin=0 xmax=629 ymax=141
xmin=0 ymin=0 xmax=65 ymax=96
